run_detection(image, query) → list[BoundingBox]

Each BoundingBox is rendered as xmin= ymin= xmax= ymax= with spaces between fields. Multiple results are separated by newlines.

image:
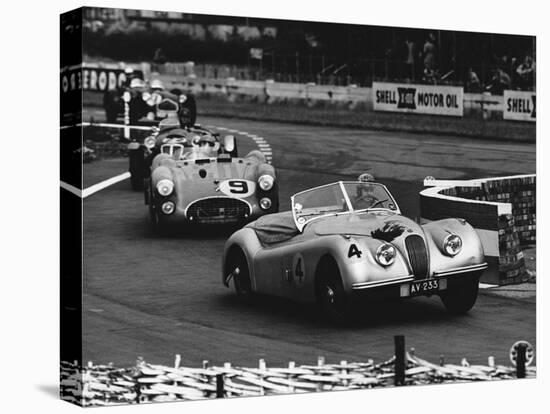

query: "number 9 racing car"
xmin=222 ymin=179 xmax=487 ymax=324
xmin=146 ymin=132 xmax=278 ymax=234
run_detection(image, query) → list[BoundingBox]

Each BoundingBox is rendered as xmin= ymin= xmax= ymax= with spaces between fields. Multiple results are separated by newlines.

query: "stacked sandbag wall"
xmin=420 ymin=175 xmax=535 ymax=286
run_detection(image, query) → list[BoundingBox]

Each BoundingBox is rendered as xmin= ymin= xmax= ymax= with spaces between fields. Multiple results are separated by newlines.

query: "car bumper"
xmin=350 ymin=262 xmax=487 ymax=300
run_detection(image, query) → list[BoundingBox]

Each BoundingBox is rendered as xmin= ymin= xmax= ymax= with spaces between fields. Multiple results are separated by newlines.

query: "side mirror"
xmin=223 ymin=135 xmax=235 ymax=153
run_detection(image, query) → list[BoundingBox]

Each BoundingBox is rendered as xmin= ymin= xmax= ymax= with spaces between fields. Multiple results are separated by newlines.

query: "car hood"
xmin=171 ymin=158 xmax=260 ymax=204
xmin=311 ymin=210 xmax=424 ymax=242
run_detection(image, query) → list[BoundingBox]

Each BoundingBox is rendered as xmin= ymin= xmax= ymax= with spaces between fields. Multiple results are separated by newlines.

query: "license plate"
xmin=400 ymin=278 xmax=446 ymax=297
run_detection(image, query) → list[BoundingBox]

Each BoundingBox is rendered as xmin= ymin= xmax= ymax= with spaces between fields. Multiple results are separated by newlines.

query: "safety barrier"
xmin=420 ymin=175 xmax=535 ymax=285
xmin=154 ymin=74 xmax=524 ymax=116
xmin=68 ymin=62 xmax=536 ymax=120
xmin=60 ymin=336 xmax=535 ymax=407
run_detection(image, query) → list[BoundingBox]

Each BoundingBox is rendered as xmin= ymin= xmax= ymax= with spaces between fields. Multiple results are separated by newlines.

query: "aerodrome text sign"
xmin=60 ymin=62 xmax=149 ymax=94
xmin=503 ymin=90 xmax=536 ymax=122
xmin=373 ymin=82 xmax=464 ymax=117
xmin=60 ymin=66 xmax=127 ymax=93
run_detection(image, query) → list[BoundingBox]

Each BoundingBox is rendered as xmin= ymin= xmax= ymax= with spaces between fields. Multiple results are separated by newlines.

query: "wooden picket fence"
xmin=60 ymin=338 xmax=536 ymax=406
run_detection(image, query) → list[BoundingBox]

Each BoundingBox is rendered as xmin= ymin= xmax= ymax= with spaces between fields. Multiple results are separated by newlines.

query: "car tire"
xmin=105 ymin=105 xmax=118 ymax=123
xmin=178 ymin=94 xmax=197 ymax=127
xmin=440 ymin=274 xmax=480 ymax=314
xmin=315 ymin=259 xmax=352 ymax=324
xmin=149 ymin=201 xmax=169 ymax=236
xmin=228 ymin=249 xmax=253 ymax=299
xmin=129 ymin=148 xmax=145 ymax=191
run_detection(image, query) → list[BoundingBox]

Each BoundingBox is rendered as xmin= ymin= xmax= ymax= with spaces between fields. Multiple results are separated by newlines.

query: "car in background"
xmin=103 ymin=78 xmax=196 ymax=127
xmin=146 ymin=130 xmax=278 ymax=233
xmin=221 ymin=179 xmax=487 ymax=323
xmin=126 ymin=117 xmax=230 ymax=191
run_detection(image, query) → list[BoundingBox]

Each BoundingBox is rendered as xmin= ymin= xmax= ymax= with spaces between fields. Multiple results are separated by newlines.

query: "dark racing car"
xmin=103 ymin=78 xmax=196 ymax=126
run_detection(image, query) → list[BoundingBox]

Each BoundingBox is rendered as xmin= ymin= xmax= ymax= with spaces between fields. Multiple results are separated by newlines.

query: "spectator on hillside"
xmin=422 ymin=33 xmax=437 ymax=74
xmin=485 ymin=68 xmax=511 ymax=95
xmin=465 ymin=67 xmax=481 ymax=93
xmin=384 ymin=47 xmax=395 ymax=80
xmin=404 ymin=37 xmax=416 ymax=80
xmin=516 ymin=55 xmax=535 ymax=90
xmin=153 ymin=47 xmax=167 ymax=64
xmin=152 ymin=47 xmax=167 ymax=72
xmin=422 ymin=67 xmax=439 ymax=84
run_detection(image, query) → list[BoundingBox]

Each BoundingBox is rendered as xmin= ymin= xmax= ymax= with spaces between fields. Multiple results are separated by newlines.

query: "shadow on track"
xmin=215 ymin=291 xmax=467 ymax=330
xmin=142 ymin=222 xmax=244 ymax=240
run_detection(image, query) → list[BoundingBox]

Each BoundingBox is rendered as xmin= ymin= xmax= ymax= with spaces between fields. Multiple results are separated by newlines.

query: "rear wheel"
xmin=129 ymin=148 xmax=145 ymax=191
xmin=440 ymin=274 xmax=480 ymax=314
xmin=103 ymin=91 xmax=119 ymax=123
xmin=178 ymin=94 xmax=197 ymax=126
xmin=315 ymin=259 xmax=352 ymax=324
xmin=105 ymin=105 xmax=118 ymax=123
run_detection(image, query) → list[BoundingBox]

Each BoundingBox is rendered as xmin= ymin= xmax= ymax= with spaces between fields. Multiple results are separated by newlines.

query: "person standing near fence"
xmin=422 ymin=33 xmax=437 ymax=83
xmin=152 ymin=47 xmax=167 ymax=73
xmin=405 ymin=37 xmax=416 ymax=80
xmin=516 ymin=55 xmax=535 ymax=90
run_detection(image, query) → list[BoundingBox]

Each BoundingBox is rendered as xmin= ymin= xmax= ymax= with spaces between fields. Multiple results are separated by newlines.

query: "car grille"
xmin=186 ymin=197 xmax=250 ymax=223
xmin=158 ymin=99 xmax=178 ymax=111
xmin=405 ymin=235 xmax=429 ymax=279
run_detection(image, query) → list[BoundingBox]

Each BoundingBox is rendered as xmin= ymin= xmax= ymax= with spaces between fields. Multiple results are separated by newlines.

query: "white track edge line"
xmin=82 ymin=172 xmax=131 ymax=198
xmin=60 ymin=181 xmax=82 ymax=197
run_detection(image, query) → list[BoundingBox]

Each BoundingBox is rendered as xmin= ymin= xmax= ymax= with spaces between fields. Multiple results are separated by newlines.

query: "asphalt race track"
xmin=81 ymin=107 xmax=536 ymax=368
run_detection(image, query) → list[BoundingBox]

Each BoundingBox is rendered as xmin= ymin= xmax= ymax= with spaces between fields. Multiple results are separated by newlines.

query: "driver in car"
xmin=354 ymin=173 xmax=379 ymax=210
xmin=189 ymin=134 xmax=219 ymax=159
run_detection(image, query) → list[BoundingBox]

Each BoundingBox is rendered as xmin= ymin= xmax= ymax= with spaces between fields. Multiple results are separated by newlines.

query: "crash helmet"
xmin=129 ymin=78 xmax=145 ymax=88
xmin=358 ymin=173 xmax=375 ymax=182
xmin=150 ymin=79 xmax=165 ymax=90
xmin=197 ymin=134 xmax=217 ymax=147
xmin=357 ymin=173 xmax=376 ymax=198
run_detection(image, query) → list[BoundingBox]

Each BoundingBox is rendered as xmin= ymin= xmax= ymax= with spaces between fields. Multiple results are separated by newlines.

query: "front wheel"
xmin=315 ymin=260 xmax=352 ymax=324
xmin=440 ymin=275 xmax=480 ymax=314
xmin=227 ymin=249 xmax=253 ymax=300
xmin=149 ymin=201 xmax=169 ymax=236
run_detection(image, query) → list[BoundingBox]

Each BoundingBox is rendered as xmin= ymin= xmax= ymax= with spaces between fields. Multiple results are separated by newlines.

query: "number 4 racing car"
xmin=222 ymin=178 xmax=487 ymax=323
xmin=146 ymin=131 xmax=278 ymax=234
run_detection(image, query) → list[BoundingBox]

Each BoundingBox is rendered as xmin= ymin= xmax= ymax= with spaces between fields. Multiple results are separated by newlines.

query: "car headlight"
xmin=161 ymin=201 xmax=175 ymax=215
xmin=179 ymin=94 xmax=187 ymax=103
xmin=144 ymin=136 xmax=156 ymax=149
xmin=443 ymin=234 xmax=462 ymax=256
xmin=376 ymin=243 xmax=396 ymax=266
xmin=156 ymin=179 xmax=174 ymax=196
xmin=259 ymin=197 xmax=272 ymax=210
xmin=258 ymin=175 xmax=274 ymax=191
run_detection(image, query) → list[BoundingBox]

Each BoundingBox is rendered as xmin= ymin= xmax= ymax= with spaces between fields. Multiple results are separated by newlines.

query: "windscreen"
xmin=342 ymin=182 xmax=396 ymax=211
xmin=292 ymin=183 xmax=348 ymax=229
